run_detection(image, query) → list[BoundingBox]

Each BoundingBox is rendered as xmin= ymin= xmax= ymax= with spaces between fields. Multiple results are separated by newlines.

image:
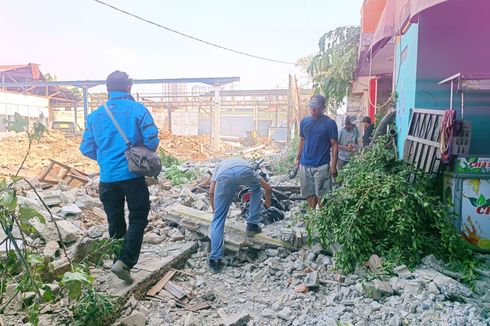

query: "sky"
xmin=1 ymin=0 xmax=363 ymax=91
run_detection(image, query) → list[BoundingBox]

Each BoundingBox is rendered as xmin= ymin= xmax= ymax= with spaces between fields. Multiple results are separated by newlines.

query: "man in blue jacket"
xmin=295 ymin=95 xmax=338 ymax=209
xmin=80 ymin=71 xmax=159 ymax=284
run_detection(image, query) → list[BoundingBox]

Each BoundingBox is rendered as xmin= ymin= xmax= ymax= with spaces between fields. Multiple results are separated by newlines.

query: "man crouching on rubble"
xmin=208 ymin=158 xmax=272 ymax=273
xmin=80 ymin=71 xmax=159 ymax=284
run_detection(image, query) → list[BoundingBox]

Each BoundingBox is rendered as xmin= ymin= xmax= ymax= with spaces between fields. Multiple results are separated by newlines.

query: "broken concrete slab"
xmin=278 ymin=307 xmax=293 ymax=321
xmin=43 ymin=240 xmax=60 ymax=260
xmin=42 ymin=190 xmax=62 ymax=206
xmin=394 ymin=264 xmax=411 ymax=278
xmin=17 ymin=196 xmax=44 ymax=211
xmin=86 ymin=225 xmax=104 ymax=239
xmin=362 ymin=280 xmax=394 ymax=300
xmin=168 ymin=228 xmax=185 ymax=242
xmin=166 ymin=204 xmax=295 ymax=251
xmin=75 ymin=194 xmax=102 ymax=209
xmin=93 ymin=241 xmax=197 ymax=299
xmin=31 ymin=219 xmax=80 ymax=244
xmin=144 ymin=232 xmax=166 ymax=245
xmin=121 ymin=311 xmax=146 ymax=326
xmin=365 ymin=254 xmax=383 ymax=273
xmin=220 ymin=312 xmax=251 ymax=326
xmin=60 ymin=203 xmax=82 ymax=219
xmin=305 ymin=271 xmax=320 ymax=289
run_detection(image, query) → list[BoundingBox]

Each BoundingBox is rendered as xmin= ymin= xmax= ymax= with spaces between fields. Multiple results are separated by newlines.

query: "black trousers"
xmin=99 ymin=177 xmax=150 ymax=269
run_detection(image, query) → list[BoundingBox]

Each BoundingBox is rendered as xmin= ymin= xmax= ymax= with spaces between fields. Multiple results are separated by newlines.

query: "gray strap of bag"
xmin=103 ymin=103 xmax=132 ymax=147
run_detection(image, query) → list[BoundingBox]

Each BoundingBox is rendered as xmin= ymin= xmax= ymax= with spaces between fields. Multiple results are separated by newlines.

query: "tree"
xmin=43 ymin=73 xmax=57 ymax=82
xmin=307 ymin=26 xmax=360 ymax=113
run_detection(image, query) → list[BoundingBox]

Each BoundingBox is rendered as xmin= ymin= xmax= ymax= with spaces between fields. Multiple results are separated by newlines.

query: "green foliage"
xmin=4 ymin=112 xmax=29 ymax=133
xmin=304 ymin=136 xmax=477 ymax=279
xmin=3 ymin=112 xmax=46 ymax=141
xmin=307 ymin=26 xmax=360 ymax=113
xmin=159 ymin=150 xmax=195 ymax=185
xmin=72 ymin=289 xmax=117 ymax=326
xmin=81 ymin=238 xmax=123 ymax=266
xmin=18 ymin=206 xmax=46 ymax=234
xmin=0 ymin=116 xmax=118 ymax=325
xmin=165 ymin=165 xmax=195 ymax=186
xmin=272 ymin=138 xmax=299 ymax=174
xmin=28 ymin=302 xmax=40 ymax=326
xmin=61 ymin=265 xmax=94 ymax=300
xmin=160 ymin=150 xmax=181 ymax=168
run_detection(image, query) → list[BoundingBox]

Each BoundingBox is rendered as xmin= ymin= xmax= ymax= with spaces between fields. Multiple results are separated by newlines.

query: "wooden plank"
xmin=424 ymin=146 xmax=435 ymax=173
xmin=415 ymin=113 xmax=427 ymax=139
xmin=412 ymin=108 xmax=445 ymax=116
xmin=410 ymin=112 xmax=420 ymax=138
xmin=412 ymin=141 xmax=422 ymax=167
xmin=418 ymin=144 xmax=429 ymax=171
xmin=406 ymin=136 xmax=440 ymax=148
xmin=147 ymin=270 xmax=177 ymax=297
xmin=185 ymin=302 xmax=211 ymax=312
xmin=403 ymin=139 xmax=412 ymax=161
xmin=271 ymin=185 xmax=301 ymax=193
xmin=240 ymin=144 xmax=266 ymax=154
xmin=164 ymin=281 xmax=189 ymax=300
xmin=427 ymin=114 xmax=438 ymax=142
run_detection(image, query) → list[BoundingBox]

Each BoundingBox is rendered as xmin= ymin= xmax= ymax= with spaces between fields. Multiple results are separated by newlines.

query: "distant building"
xmin=0 ymin=63 xmax=79 ymax=130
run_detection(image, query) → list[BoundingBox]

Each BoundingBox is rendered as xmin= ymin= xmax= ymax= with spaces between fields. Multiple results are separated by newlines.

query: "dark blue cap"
xmin=309 ymin=95 xmax=326 ymax=110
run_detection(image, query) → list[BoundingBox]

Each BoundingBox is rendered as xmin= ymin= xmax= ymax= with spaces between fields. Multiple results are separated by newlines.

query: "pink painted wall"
xmin=416 ymin=0 xmax=490 ymax=154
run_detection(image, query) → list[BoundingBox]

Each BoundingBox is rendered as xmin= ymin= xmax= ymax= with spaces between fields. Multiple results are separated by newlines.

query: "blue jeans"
xmin=209 ymin=166 xmax=261 ymax=260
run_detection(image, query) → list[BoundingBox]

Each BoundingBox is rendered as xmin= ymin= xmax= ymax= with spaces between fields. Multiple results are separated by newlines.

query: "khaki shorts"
xmin=300 ymin=163 xmax=332 ymax=199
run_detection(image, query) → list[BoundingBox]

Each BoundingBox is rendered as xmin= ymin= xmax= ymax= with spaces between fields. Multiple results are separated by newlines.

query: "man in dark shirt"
xmin=295 ymin=95 xmax=338 ymax=209
xmin=362 ymin=116 xmax=374 ymax=148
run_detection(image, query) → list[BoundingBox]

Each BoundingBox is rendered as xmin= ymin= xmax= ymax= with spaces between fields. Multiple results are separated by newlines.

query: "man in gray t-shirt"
xmin=338 ymin=116 xmax=359 ymax=170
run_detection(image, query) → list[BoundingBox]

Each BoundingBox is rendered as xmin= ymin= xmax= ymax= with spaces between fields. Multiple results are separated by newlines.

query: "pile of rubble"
xmin=2 ymin=161 xmax=490 ymax=326
xmin=139 ymin=242 xmax=490 ymax=326
xmin=0 ymin=131 xmax=98 ymax=177
xmin=159 ymin=132 xmax=283 ymax=161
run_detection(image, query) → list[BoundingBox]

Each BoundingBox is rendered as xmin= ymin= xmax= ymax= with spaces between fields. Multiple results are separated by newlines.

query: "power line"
xmin=93 ymin=0 xmax=296 ymax=65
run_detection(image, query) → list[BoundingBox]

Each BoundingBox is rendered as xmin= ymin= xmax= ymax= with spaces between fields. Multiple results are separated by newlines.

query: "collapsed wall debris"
xmin=1 ymin=134 xmax=489 ymax=325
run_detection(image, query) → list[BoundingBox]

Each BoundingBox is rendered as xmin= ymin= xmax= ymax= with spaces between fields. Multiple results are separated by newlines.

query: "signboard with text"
xmin=461 ymin=178 xmax=490 ymax=250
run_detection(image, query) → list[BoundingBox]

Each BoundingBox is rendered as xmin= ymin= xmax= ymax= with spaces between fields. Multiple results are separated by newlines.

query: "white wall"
xmin=0 ymin=90 xmax=49 ymax=118
xmin=0 ymin=90 xmax=49 ymax=131
xmin=171 ymin=111 xmax=198 ymax=136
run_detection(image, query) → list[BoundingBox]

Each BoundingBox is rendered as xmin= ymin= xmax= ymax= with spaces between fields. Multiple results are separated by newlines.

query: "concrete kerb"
xmin=47 ymin=236 xmax=198 ymax=324
xmin=93 ymin=241 xmax=198 ymax=299
xmin=165 ymin=204 xmax=297 ymax=251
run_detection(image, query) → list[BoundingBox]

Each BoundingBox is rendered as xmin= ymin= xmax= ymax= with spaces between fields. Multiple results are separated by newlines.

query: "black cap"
xmin=362 ymin=116 xmax=372 ymax=124
xmin=106 ymin=71 xmax=133 ymax=92
xmin=309 ymin=94 xmax=326 ymax=110
xmin=345 ymin=115 xmax=356 ymax=125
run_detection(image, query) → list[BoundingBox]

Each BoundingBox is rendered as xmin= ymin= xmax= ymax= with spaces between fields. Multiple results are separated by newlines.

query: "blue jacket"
xmin=80 ymin=91 xmax=159 ymax=182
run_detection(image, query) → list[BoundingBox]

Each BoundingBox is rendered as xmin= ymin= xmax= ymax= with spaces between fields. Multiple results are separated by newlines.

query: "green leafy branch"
xmin=0 ymin=114 xmax=117 ymax=325
xmin=304 ymin=134 xmax=479 ymax=284
xmin=307 ymin=26 xmax=360 ymax=113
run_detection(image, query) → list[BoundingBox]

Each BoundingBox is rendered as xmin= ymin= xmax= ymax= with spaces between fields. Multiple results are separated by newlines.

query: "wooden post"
xmin=82 ymin=86 xmax=88 ymax=130
xmin=74 ymin=103 xmax=78 ymax=129
xmin=287 ymin=75 xmax=293 ymax=144
xmin=212 ymin=86 xmax=221 ymax=150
